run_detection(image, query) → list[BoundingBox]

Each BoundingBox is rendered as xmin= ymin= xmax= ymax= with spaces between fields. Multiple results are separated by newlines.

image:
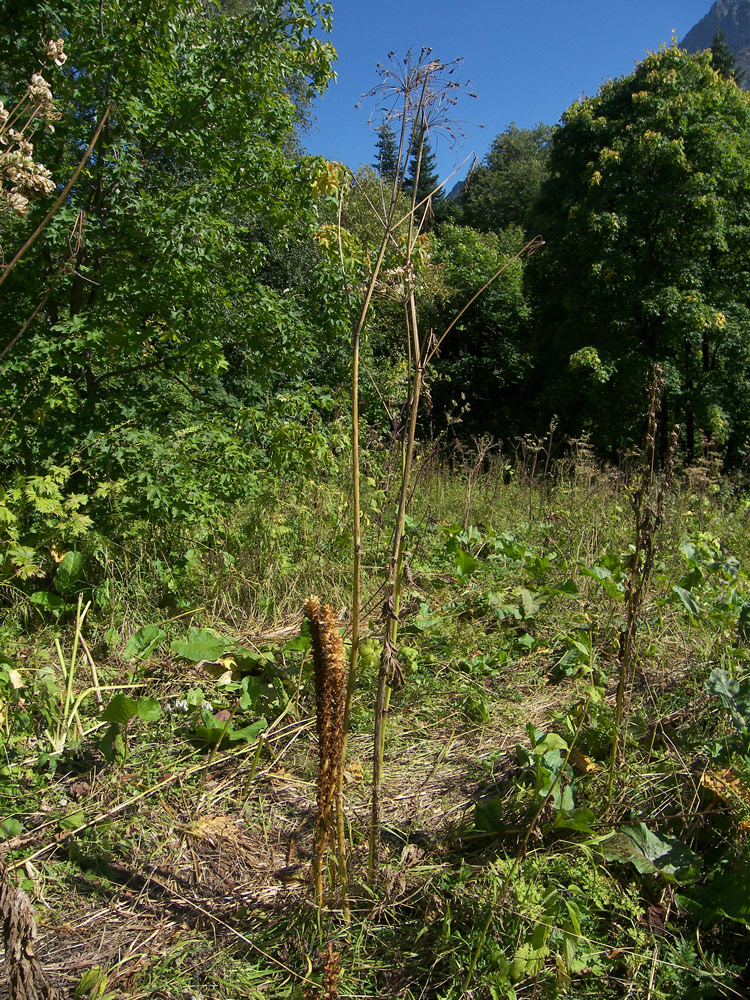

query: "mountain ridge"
xmin=681 ymin=0 xmax=750 ymax=86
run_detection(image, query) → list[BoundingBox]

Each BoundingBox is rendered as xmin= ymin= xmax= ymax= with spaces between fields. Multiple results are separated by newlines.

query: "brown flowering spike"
xmin=322 ymin=942 xmax=341 ymax=1000
xmin=304 ymin=597 xmax=347 ymax=907
xmin=0 ymin=856 xmax=60 ymax=999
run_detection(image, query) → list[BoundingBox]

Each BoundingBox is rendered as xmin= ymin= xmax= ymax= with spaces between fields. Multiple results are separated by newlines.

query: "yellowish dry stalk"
xmin=304 ymin=597 xmax=347 ymax=908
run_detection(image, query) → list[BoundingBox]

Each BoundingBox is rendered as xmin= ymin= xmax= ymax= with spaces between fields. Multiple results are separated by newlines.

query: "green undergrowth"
xmin=2 ymin=455 xmax=750 ymax=998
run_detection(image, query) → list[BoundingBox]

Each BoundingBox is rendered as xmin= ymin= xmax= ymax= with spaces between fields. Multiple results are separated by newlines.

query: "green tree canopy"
xmin=528 ymin=45 xmax=750 ymax=459
xmin=424 ymin=224 xmax=531 ymax=439
xmin=0 ymin=0 xmax=338 ymax=569
xmin=461 ymin=122 xmax=554 ymax=233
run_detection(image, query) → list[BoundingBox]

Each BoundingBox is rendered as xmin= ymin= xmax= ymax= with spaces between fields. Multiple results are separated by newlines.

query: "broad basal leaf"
xmin=671 ymin=585 xmax=700 ymax=617
xmin=54 ymin=551 xmax=83 ymax=595
xmin=593 ymin=823 xmax=701 ymax=883
xmin=680 ymin=864 xmax=750 ymax=926
xmin=707 ymin=668 xmax=750 ymax=736
xmin=124 ymin=624 xmax=166 ymax=659
xmin=171 ymin=627 xmax=231 ymax=663
xmin=100 ymin=694 xmax=139 ymax=725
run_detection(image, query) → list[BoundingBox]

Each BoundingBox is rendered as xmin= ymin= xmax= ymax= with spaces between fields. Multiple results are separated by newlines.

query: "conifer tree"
xmin=405 ymin=128 xmax=443 ymax=203
xmin=373 ymin=121 xmax=399 ymax=180
xmin=711 ymin=28 xmax=744 ymax=85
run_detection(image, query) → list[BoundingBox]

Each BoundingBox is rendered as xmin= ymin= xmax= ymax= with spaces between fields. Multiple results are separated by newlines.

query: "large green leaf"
xmin=100 ymin=694 xmax=139 ymax=725
xmin=552 ymin=806 xmax=596 ymax=833
xmin=101 ymin=694 xmax=161 ymax=724
xmin=59 ymin=811 xmax=86 ymax=831
xmin=30 ymin=591 xmax=64 ymax=611
xmin=124 ymin=625 xmax=166 ymax=660
xmin=136 ymin=697 xmax=162 ymax=722
xmin=680 ymin=864 xmax=750 ymax=926
xmin=593 ymin=823 xmax=701 ymax=884
xmin=54 ymin=551 xmax=84 ymax=595
xmin=0 ymin=817 xmax=23 ymax=839
xmin=192 ymin=715 xmax=267 ymax=748
xmin=671 ymin=585 xmax=700 ymax=617
xmin=706 ymin=668 xmax=750 ymax=736
xmin=453 ymin=545 xmax=480 ymax=580
xmin=474 ymin=795 xmax=505 ymax=834
xmin=171 ymin=628 xmax=230 ymax=663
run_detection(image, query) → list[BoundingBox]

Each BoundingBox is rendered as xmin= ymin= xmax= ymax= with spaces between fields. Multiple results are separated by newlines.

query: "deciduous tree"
xmin=0 ymin=0 xmax=337 ymax=562
xmin=529 ymin=45 xmax=750 ymax=459
xmin=461 ymin=122 xmax=553 ymax=233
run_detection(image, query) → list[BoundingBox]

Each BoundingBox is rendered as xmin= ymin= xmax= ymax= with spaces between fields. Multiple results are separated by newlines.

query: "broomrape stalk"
xmin=305 ymin=597 xmax=347 ymax=909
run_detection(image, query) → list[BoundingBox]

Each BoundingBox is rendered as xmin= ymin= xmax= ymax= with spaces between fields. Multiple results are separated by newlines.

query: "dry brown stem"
xmin=607 ymin=365 xmax=677 ymax=805
xmin=0 ymin=856 xmax=60 ymax=1000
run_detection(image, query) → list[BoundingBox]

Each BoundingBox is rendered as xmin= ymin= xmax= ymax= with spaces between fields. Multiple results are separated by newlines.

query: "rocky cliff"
xmin=681 ymin=0 xmax=750 ymax=85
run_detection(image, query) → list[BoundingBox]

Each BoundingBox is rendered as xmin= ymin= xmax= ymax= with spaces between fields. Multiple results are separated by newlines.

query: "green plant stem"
xmin=52 ymin=596 xmax=91 ymax=752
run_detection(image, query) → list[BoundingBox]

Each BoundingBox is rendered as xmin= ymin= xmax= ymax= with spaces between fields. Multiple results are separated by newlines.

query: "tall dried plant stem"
xmin=368 ymin=236 xmax=544 ymax=878
xmin=369 ymin=124 xmax=427 ymax=874
xmin=606 ymin=367 xmax=675 ymax=806
xmin=337 ymin=86 xmax=418 ymax=893
xmin=345 ymin=50 xmax=542 ymax=884
xmin=340 ymin=84 xmax=414 ymax=731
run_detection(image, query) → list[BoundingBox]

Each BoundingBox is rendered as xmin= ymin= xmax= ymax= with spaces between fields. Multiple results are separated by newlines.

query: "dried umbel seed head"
xmin=0 ymin=39 xmax=63 ymax=217
xmin=28 ymin=73 xmax=57 ymax=118
xmin=4 ymin=191 xmax=29 ymax=214
xmin=1 ymin=147 xmax=55 ymax=197
xmin=45 ymin=38 xmax=67 ymax=67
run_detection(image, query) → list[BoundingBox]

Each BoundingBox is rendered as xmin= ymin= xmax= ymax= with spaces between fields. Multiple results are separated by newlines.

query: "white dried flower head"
xmin=44 ymin=123 xmax=55 ymax=134
xmin=30 ymin=171 xmax=55 ymax=196
xmin=5 ymin=190 xmax=29 ymax=214
xmin=45 ymin=38 xmax=67 ymax=67
xmin=29 ymin=74 xmax=54 ymax=110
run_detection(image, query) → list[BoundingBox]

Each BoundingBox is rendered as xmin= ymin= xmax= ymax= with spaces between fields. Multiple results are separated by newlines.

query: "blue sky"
xmin=304 ymin=0 xmax=714 ymax=182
